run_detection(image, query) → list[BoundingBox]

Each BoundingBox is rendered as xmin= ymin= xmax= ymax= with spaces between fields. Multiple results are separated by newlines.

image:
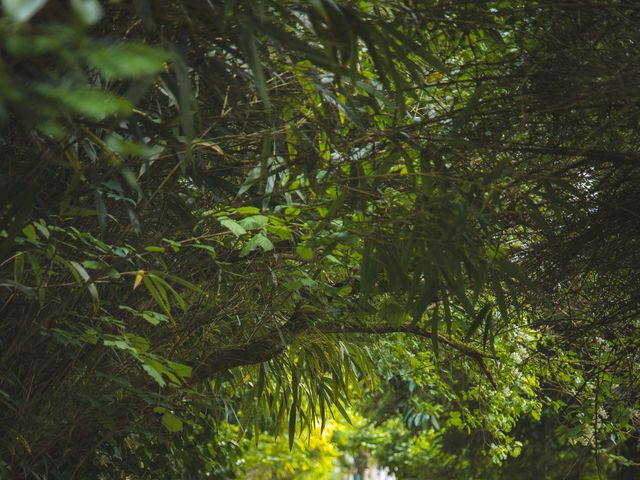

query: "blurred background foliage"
xmin=1 ymin=0 xmax=640 ymax=478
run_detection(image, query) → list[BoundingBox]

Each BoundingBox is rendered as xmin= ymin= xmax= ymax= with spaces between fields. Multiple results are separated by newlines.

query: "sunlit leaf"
xmin=3 ymin=0 xmax=47 ymax=22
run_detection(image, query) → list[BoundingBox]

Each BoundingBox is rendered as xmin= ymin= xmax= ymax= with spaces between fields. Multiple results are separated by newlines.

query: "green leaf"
xmin=126 ymin=334 xmax=150 ymax=353
xmin=142 ymin=361 xmax=166 ymax=386
xmin=190 ymin=243 xmax=216 ymax=255
xmin=142 ymin=311 xmax=168 ymax=326
xmin=360 ymin=240 xmax=376 ymax=298
xmin=240 ymin=233 xmax=274 ymax=257
xmin=37 ymin=85 xmax=132 ymax=120
xmin=103 ymin=339 xmax=129 ymax=350
xmin=267 ymin=223 xmax=291 ymax=240
xmin=482 ymin=308 xmax=493 ymax=350
xmin=288 ymin=403 xmax=296 ymax=450
xmin=296 ymin=245 xmax=314 ymax=261
xmin=257 ymin=364 xmax=266 ymax=398
xmin=332 ymin=399 xmax=351 ymax=425
xmin=238 ymin=214 xmax=269 ymax=231
xmin=431 ymin=416 xmax=440 ymax=431
xmin=69 ymin=260 xmax=99 ymax=307
xmin=80 ymin=328 xmax=98 ymax=345
xmin=381 ymin=301 xmax=405 ymax=326
xmin=87 ymin=43 xmax=168 ymax=79
xmin=142 ymin=275 xmax=171 ymax=316
xmin=431 ymin=308 xmax=440 ymax=359
xmin=167 ymin=360 xmax=192 ymax=380
xmin=69 ymin=260 xmax=90 ymax=284
xmin=219 ymin=217 xmax=247 ymax=237
xmin=33 ymin=221 xmax=49 ymax=239
xmin=3 ymin=0 xmax=47 ymax=22
xmin=70 ymin=0 xmax=103 ymax=25
xmin=81 ymin=260 xmax=99 ymax=269
xmin=21 ymin=224 xmax=37 ymax=242
xmin=492 ymin=274 xmax=508 ymax=322
xmin=465 ymin=304 xmax=491 ymax=341
xmin=25 ymin=253 xmax=44 ymax=303
xmin=0 ymin=280 xmax=35 ymax=298
xmin=411 ymin=285 xmax=437 ymax=326
xmin=161 ymin=412 xmax=183 ymax=432
xmin=13 ymin=252 xmax=24 ymax=283
xmin=235 ymin=206 xmax=261 ymax=215
xmin=239 ymin=27 xmax=271 ymax=113
xmin=146 ymin=272 xmax=190 ymax=312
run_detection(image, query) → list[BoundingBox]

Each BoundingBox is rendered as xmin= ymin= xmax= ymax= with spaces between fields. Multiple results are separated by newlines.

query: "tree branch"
xmin=322 ymin=324 xmax=497 ymax=388
xmin=190 ymin=315 xmax=497 ymax=389
xmin=189 ymin=307 xmax=310 ymax=383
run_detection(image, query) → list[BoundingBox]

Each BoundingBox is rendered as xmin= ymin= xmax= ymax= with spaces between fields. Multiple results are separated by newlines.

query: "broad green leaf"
xmin=296 ymin=245 xmax=314 ymax=261
xmin=81 ymin=260 xmax=99 ymax=269
xmin=37 ymin=85 xmax=132 ymax=120
xmin=21 ymin=224 xmax=37 ymax=242
xmin=167 ymin=360 xmax=192 ymax=380
xmin=267 ymin=223 xmax=291 ymax=240
xmin=219 ymin=217 xmax=247 ymax=237
xmin=126 ymin=334 xmax=150 ymax=353
xmin=33 ymin=221 xmax=49 ymax=239
xmin=235 ymin=206 xmax=261 ymax=215
xmin=103 ymin=339 xmax=129 ymax=350
xmin=87 ymin=43 xmax=168 ymax=79
xmin=161 ymin=413 xmax=183 ymax=432
xmin=238 ymin=215 xmax=269 ymax=231
xmin=240 ymin=233 xmax=274 ymax=257
xmin=431 ymin=416 xmax=440 ymax=431
xmin=142 ymin=311 xmax=168 ymax=326
xmin=5 ymin=28 xmax=73 ymax=57
xmin=70 ymin=0 xmax=103 ymax=25
xmin=80 ymin=329 xmax=98 ymax=345
xmin=142 ymin=361 xmax=166 ymax=386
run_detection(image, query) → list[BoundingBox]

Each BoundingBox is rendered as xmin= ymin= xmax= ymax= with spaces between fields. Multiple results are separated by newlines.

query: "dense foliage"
xmin=1 ymin=0 xmax=640 ymax=478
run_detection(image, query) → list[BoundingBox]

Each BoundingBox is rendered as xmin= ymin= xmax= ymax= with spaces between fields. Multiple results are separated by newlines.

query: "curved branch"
xmin=189 ymin=307 xmax=310 ymax=383
xmin=324 ymin=324 xmax=497 ymax=388
xmin=190 ymin=313 xmax=497 ymax=389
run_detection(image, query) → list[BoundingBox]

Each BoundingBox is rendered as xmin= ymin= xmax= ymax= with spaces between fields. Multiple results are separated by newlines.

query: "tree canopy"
xmin=1 ymin=0 xmax=640 ymax=478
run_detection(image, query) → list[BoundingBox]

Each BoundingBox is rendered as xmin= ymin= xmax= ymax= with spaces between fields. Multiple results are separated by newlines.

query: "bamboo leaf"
xmin=465 ymin=304 xmax=492 ymax=341
xmin=240 ymin=27 xmax=271 ymax=113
